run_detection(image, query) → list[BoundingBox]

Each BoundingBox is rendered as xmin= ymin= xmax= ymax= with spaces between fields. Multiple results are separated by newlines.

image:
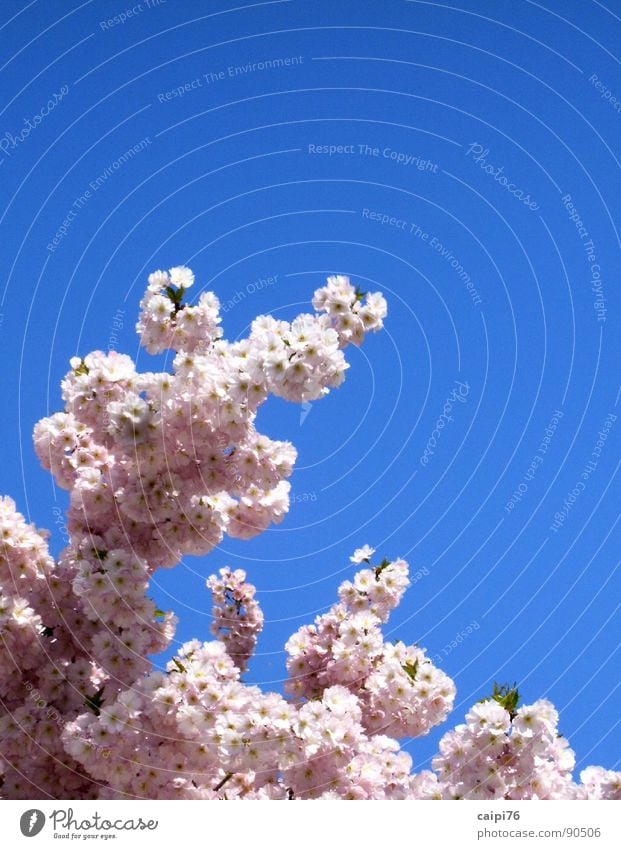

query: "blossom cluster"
xmin=58 ymin=555 xmax=620 ymax=800
xmin=415 ymin=691 xmax=620 ymax=800
xmin=28 ymin=270 xmax=385 ymax=709
xmin=312 ymin=275 xmax=387 ymax=347
xmin=285 ymin=547 xmax=456 ymax=739
xmin=206 ymin=567 xmax=263 ymax=673
xmin=62 ymin=638 xmax=418 ymax=800
xmin=0 ymin=497 xmax=99 ymax=797
xmin=1 ymin=268 xmax=619 ymax=800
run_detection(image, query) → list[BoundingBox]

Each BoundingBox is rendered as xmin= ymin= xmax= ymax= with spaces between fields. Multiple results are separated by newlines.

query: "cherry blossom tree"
xmin=0 ymin=269 xmax=618 ymax=799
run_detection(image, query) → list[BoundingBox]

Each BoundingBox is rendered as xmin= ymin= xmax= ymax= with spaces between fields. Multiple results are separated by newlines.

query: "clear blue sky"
xmin=0 ymin=0 xmax=619 ymax=775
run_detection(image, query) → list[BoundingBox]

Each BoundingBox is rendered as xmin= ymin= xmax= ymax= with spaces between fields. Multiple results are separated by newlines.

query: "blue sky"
xmin=0 ymin=0 xmax=619 ymax=775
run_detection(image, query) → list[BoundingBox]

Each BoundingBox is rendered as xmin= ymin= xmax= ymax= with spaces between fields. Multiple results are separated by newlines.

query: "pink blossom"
xmin=0 ymin=269 xmax=617 ymax=800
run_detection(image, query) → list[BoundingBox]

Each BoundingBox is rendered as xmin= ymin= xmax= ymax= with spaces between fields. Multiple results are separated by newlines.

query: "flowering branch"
xmin=0 ymin=268 xmax=618 ymax=799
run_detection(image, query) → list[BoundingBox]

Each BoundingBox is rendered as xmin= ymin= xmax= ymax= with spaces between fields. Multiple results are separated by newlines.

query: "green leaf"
xmin=374 ymin=558 xmax=391 ymax=580
xmin=154 ymin=609 xmax=166 ymax=619
xmin=165 ymin=284 xmax=186 ymax=307
xmin=73 ymin=359 xmax=89 ymax=376
xmin=403 ymin=660 xmax=419 ymax=681
xmin=85 ymin=686 xmax=105 ymax=716
xmin=170 ymin=657 xmax=186 ymax=675
xmin=481 ymin=682 xmax=520 ymax=719
xmin=354 ymin=287 xmax=367 ymax=303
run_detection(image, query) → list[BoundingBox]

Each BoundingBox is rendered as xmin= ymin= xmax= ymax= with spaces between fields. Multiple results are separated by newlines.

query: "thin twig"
xmin=213 ymin=771 xmax=234 ymax=792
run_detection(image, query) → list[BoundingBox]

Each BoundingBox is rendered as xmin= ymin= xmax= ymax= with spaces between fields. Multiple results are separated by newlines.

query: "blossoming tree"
xmin=0 ymin=269 xmax=618 ymax=799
